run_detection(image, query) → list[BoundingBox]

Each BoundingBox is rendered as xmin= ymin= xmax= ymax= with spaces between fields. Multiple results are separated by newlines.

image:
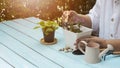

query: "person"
xmin=61 ymin=0 xmax=120 ymax=52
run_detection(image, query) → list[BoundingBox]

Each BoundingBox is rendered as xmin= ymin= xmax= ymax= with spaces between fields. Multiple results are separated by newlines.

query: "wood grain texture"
xmin=0 ymin=57 xmax=14 ymax=68
xmin=0 ymin=43 xmax=37 ymax=68
xmin=0 ymin=29 xmax=62 ymax=68
xmin=0 ymin=17 xmax=120 ymax=68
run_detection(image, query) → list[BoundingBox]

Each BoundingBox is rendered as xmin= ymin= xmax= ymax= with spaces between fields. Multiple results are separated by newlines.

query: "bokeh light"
xmin=0 ymin=0 xmax=96 ymax=22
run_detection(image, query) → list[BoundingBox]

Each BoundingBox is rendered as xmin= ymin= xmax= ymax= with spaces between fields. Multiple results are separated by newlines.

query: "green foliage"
xmin=34 ymin=20 xmax=59 ymax=35
xmin=0 ymin=0 xmax=96 ymax=22
xmin=57 ymin=17 xmax=81 ymax=33
xmin=69 ymin=23 xmax=81 ymax=33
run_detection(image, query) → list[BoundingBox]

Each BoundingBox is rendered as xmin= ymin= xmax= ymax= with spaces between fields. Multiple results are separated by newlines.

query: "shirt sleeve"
xmin=87 ymin=0 xmax=101 ymax=32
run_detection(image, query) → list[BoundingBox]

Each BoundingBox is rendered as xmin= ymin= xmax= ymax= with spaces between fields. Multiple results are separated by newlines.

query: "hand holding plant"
xmin=57 ymin=17 xmax=82 ymax=33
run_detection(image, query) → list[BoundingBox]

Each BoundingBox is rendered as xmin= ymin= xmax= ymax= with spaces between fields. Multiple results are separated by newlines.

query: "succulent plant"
xmin=57 ymin=17 xmax=82 ymax=33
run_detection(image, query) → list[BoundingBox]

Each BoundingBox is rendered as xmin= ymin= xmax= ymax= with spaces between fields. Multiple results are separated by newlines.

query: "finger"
xmin=69 ymin=10 xmax=77 ymax=16
xmin=75 ymin=36 xmax=95 ymax=47
xmin=74 ymin=43 xmax=77 ymax=46
xmin=75 ymin=45 xmax=78 ymax=49
xmin=88 ymin=36 xmax=94 ymax=38
xmin=82 ymin=38 xmax=90 ymax=42
xmin=76 ymin=36 xmax=88 ymax=42
xmin=62 ymin=11 xmax=70 ymax=22
xmin=76 ymin=42 xmax=85 ymax=50
xmin=68 ymin=15 xmax=73 ymax=24
xmin=61 ymin=15 xmax=66 ymax=22
xmin=81 ymin=36 xmax=96 ymax=42
xmin=86 ymin=37 xmax=98 ymax=42
xmin=76 ymin=38 xmax=81 ymax=44
xmin=74 ymin=42 xmax=78 ymax=49
xmin=62 ymin=13 xmax=68 ymax=20
xmin=63 ymin=11 xmax=69 ymax=15
xmin=66 ymin=11 xmax=76 ymax=23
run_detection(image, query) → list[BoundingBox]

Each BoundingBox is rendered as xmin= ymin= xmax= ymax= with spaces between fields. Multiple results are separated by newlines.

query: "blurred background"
xmin=0 ymin=0 xmax=96 ymax=22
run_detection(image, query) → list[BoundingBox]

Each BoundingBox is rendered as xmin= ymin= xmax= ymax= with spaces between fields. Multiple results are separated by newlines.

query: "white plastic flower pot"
xmin=64 ymin=26 xmax=93 ymax=47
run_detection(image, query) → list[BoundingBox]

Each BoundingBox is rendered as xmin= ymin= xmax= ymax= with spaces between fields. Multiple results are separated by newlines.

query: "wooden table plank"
xmin=11 ymin=18 xmax=84 ymax=61
xmin=23 ymin=17 xmax=120 ymax=68
xmin=0 ymin=43 xmax=37 ymax=68
xmin=22 ymin=17 xmax=120 ymax=68
xmin=2 ymin=20 xmax=64 ymax=51
xmin=12 ymin=18 xmax=63 ymax=46
xmin=0 ymin=30 xmax=62 ymax=68
xmin=0 ymin=57 xmax=14 ymax=68
xmin=0 ymin=17 xmax=120 ymax=68
xmin=0 ymin=20 xmax=90 ymax=68
xmin=24 ymin=17 xmax=42 ymax=23
xmin=13 ymin=19 xmax=37 ymax=29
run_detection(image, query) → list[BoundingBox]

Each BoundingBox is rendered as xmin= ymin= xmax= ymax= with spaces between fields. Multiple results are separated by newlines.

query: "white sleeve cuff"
xmin=87 ymin=11 xmax=99 ymax=32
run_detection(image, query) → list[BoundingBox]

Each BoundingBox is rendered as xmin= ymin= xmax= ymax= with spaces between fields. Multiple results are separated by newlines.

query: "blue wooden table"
xmin=0 ymin=17 xmax=120 ymax=68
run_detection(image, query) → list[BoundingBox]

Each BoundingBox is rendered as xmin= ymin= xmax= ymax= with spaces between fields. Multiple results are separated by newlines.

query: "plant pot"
xmin=64 ymin=26 xmax=93 ymax=46
xmin=43 ymin=30 xmax=55 ymax=43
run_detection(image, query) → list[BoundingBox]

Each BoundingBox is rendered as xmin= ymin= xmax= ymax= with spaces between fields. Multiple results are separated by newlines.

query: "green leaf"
xmin=46 ymin=28 xmax=54 ymax=32
xmin=57 ymin=17 xmax=62 ymax=23
xmin=33 ymin=26 xmax=40 ymax=29
xmin=34 ymin=20 xmax=59 ymax=35
xmin=39 ymin=21 xmax=45 ymax=26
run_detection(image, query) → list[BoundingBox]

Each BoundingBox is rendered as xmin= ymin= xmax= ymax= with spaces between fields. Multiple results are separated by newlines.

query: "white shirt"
xmin=88 ymin=0 xmax=120 ymax=39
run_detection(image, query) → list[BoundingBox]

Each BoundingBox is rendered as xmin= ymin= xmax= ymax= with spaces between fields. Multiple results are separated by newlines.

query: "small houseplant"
xmin=34 ymin=20 xmax=59 ymax=43
xmin=58 ymin=17 xmax=92 ymax=46
xmin=57 ymin=17 xmax=81 ymax=33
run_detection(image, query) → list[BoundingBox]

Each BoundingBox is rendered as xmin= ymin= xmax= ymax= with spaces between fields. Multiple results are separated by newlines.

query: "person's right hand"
xmin=74 ymin=36 xmax=90 ymax=50
xmin=74 ymin=36 xmax=107 ymax=50
xmin=61 ymin=10 xmax=85 ymax=24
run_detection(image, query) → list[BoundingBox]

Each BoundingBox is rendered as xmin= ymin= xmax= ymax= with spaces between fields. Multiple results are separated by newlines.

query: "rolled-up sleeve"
xmin=87 ymin=0 xmax=101 ymax=32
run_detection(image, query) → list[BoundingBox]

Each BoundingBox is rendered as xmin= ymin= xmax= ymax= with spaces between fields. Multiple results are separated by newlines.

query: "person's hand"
xmin=74 ymin=36 xmax=107 ymax=49
xmin=61 ymin=10 xmax=84 ymax=24
xmin=74 ymin=36 xmax=90 ymax=50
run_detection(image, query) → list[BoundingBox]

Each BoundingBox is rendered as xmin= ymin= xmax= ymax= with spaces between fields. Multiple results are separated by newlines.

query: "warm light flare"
xmin=0 ymin=0 xmax=96 ymax=22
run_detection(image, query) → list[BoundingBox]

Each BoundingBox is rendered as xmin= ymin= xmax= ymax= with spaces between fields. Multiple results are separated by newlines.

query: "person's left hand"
xmin=74 ymin=36 xmax=107 ymax=49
